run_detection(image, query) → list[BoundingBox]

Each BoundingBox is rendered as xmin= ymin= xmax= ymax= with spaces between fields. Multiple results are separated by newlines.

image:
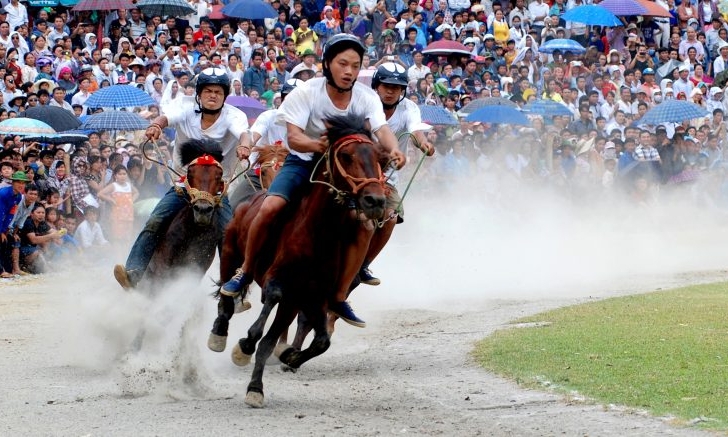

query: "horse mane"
xmin=179 ymin=138 xmax=224 ymax=166
xmin=325 ymin=113 xmax=372 ymax=146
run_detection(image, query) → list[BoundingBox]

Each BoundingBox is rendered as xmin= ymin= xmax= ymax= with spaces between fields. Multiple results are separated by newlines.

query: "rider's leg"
xmin=221 ymin=155 xmax=312 ymax=296
xmin=329 ymin=223 xmax=375 ymax=328
xmin=216 ymin=194 xmax=234 ymax=257
xmin=360 ymin=184 xmax=402 ymax=286
xmin=114 ymin=187 xmax=187 ymax=289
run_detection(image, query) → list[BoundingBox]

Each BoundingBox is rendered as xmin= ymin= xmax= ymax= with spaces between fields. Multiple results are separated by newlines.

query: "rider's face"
xmin=377 ymin=83 xmax=403 ymax=106
xmin=200 ymin=85 xmax=225 ymax=109
xmin=328 ymin=49 xmax=361 ymax=90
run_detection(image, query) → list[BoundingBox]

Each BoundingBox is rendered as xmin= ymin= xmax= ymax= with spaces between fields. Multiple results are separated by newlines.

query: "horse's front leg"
xmin=276 ymin=304 xmax=330 ymax=370
xmin=231 ymin=278 xmax=283 ymax=366
xmin=245 ymin=299 xmax=298 ymax=408
xmin=208 ymin=293 xmax=236 ymax=352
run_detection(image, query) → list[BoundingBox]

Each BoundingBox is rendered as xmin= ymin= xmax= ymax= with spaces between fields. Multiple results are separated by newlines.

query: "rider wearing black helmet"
xmin=358 ymin=61 xmax=435 ymax=286
xmin=220 ymin=34 xmax=406 ymax=328
xmin=114 ymin=67 xmax=252 ymax=289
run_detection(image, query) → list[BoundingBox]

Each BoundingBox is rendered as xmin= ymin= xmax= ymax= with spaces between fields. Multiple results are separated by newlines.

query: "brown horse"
xmin=209 ymin=114 xmax=388 ymax=408
xmin=227 ymin=144 xmax=289 ymax=210
xmin=145 ymin=139 xmax=226 ymax=283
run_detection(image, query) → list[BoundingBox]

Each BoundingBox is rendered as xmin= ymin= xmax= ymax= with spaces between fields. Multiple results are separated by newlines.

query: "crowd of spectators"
xmin=3 ymin=0 xmax=728 ymax=278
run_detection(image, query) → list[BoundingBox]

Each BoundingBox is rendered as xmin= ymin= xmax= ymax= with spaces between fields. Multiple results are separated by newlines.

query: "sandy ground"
xmin=1 ymin=194 xmax=727 ymax=436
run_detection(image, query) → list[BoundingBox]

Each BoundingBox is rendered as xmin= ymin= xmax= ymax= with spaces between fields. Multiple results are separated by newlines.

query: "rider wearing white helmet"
xmin=114 ymin=67 xmax=251 ymax=289
xmin=221 ymin=34 xmax=405 ymax=328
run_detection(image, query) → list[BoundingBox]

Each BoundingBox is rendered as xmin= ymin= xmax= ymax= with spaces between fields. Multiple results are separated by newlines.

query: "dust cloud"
xmin=38 ymin=176 xmax=728 ymax=395
xmin=360 ymin=180 xmax=728 ymax=311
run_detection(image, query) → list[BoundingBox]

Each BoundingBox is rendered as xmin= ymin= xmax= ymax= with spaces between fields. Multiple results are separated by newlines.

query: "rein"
xmin=142 ymin=139 xmax=250 ymax=206
xmin=309 ymin=134 xmax=386 ymax=202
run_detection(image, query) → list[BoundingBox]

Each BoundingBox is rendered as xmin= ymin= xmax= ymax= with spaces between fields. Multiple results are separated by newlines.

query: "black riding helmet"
xmin=281 ymin=78 xmax=304 ymax=101
xmin=371 ymin=62 xmax=408 ymax=109
xmin=195 ymin=67 xmax=230 ymax=115
xmin=322 ymin=34 xmax=366 ymax=93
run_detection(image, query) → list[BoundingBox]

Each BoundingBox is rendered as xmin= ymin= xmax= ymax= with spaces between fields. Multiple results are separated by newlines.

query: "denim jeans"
xmin=125 ymin=186 xmax=232 ymax=273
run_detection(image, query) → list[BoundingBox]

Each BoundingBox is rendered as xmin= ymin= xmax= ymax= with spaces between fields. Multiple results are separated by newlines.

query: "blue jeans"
xmin=267 ymin=155 xmax=316 ymax=202
xmin=125 ymin=186 xmax=232 ymax=273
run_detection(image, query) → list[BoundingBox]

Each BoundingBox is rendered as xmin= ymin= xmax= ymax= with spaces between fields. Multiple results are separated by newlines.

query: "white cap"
xmin=483 ymin=33 xmax=495 ymax=40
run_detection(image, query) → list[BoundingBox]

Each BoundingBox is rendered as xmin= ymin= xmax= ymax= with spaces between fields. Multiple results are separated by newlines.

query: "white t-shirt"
xmin=166 ymin=103 xmax=249 ymax=177
xmin=276 ymin=77 xmax=387 ymax=161
xmin=384 ymin=97 xmax=428 ymax=186
xmin=249 ymin=108 xmax=287 ymax=165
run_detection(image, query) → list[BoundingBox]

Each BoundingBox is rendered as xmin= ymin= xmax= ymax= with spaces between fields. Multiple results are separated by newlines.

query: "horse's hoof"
xmin=244 ymin=391 xmax=265 ymax=408
xmin=273 ymin=342 xmax=291 ymax=359
xmin=207 ymin=333 xmax=227 ymax=352
xmin=234 ymin=297 xmax=252 ymax=314
xmin=231 ymin=343 xmax=252 ymax=366
xmin=280 ymin=363 xmax=298 ymax=373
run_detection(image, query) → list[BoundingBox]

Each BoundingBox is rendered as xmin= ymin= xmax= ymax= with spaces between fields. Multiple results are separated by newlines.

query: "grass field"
xmin=473 ymin=282 xmax=728 ymax=430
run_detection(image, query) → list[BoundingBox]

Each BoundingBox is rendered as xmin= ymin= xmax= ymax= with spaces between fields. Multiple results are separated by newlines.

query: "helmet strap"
xmin=381 ymin=87 xmax=406 ymax=110
xmin=324 ymin=62 xmax=356 ymax=93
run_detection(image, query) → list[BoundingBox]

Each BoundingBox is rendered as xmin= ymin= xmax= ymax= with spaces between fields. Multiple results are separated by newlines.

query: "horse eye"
xmin=339 ymin=152 xmax=354 ymax=164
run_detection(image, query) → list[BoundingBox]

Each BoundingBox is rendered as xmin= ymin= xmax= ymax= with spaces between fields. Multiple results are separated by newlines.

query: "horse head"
xmin=180 ymin=139 xmax=225 ymax=227
xmin=254 ymin=143 xmax=289 ymax=190
xmin=323 ymin=115 xmax=388 ymax=220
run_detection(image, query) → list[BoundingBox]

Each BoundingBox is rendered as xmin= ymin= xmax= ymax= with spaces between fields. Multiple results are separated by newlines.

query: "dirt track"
xmin=0 ymin=266 xmax=721 ymax=437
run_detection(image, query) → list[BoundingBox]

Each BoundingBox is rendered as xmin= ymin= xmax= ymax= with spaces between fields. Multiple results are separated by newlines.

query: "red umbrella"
xmin=422 ymin=40 xmax=471 ymax=56
xmin=72 ymin=0 xmax=135 ymax=10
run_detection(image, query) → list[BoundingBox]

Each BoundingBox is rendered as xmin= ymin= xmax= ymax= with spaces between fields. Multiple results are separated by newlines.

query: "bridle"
xmin=310 ymin=134 xmax=386 ymax=202
xmin=179 ymin=154 xmax=227 ymax=206
xmin=250 ymin=155 xmax=284 ymax=191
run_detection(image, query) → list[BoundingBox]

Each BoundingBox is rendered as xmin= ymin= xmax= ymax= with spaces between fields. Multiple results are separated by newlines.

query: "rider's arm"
xmin=287 ymin=123 xmax=327 ymax=154
xmin=146 ymin=115 xmax=169 ymax=140
xmin=372 ymin=124 xmax=398 ymax=153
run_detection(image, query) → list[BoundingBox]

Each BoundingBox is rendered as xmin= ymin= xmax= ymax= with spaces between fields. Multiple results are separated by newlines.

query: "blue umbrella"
xmin=0 ymin=118 xmax=55 ymax=136
xmin=524 ymin=100 xmax=574 ymax=117
xmin=418 ymin=105 xmax=458 ymax=126
xmin=80 ymin=111 xmax=150 ymax=131
xmin=465 ymin=106 xmax=530 ymax=125
xmin=638 ymin=100 xmax=709 ymax=125
xmin=85 ymin=85 xmax=155 ymax=109
xmin=538 ymin=39 xmax=587 ymax=55
xmin=221 ymin=0 xmax=278 ymax=19
xmin=561 ymin=5 xmax=623 ymax=27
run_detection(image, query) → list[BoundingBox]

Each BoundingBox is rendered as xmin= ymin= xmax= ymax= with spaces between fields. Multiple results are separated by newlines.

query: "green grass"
xmin=473 ymin=282 xmax=728 ymax=430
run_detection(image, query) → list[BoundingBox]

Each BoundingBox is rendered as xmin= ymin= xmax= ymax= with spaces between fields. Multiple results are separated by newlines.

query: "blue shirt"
xmin=0 ymin=185 xmax=21 ymax=233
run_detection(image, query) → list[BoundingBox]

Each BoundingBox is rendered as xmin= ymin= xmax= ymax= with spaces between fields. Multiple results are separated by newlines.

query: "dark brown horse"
xmin=209 ymin=114 xmax=388 ymax=408
xmin=145 ymin=139 xmax=226 ymax=283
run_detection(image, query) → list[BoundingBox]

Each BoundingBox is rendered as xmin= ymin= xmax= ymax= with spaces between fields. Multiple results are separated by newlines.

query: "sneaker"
xmin=359 ymin=266 xmax=381 ymax=286
xmin=221 ymin=268 xmax=252 ymax=297
xmin=329 ymin=301 xmax=366 ymax=328
xmin=113 ymin=265 xmax=137 ymax=290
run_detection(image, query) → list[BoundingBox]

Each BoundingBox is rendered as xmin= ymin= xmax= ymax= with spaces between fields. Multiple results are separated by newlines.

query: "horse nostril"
xmin=193 ymin=203 xmax=214 ymax=215
xmin=362 ymin=195 xmax=384 ymax=210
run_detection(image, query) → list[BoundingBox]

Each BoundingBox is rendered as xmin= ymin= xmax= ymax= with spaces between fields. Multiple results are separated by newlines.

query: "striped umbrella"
xmin=0 ymin=118 xmax=55 ymax=136
xmin=598 ymin=0 xmax=671 ymax=17
xmin=80 ymin=111 xmax=150 ymax=131
xmin=638 ymin=100 xmax=709 ymax=125
xmin=459 ymin=97 xmax=518 ymax=115
xmin=418 ymin=105 xmax=458 ymax=126
xmin=136 ymin=0 xmax=195 ymax=17
xmin=85 ymin=85 xmax=156 ymax=109
xmin=72 ymin=0 xmax=134 ymax=10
